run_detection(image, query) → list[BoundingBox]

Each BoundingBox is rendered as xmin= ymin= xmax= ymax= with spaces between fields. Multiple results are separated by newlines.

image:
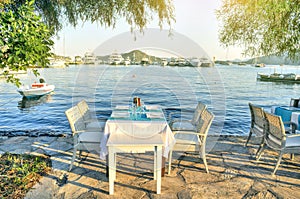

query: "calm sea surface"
xmin=1 ymin=64 xmax=300 ymax=136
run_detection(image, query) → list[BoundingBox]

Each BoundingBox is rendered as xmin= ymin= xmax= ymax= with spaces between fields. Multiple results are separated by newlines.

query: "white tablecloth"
xmin=291 ymin=112 xmax=300 ymax=130
xmin=100 ymin=106 xmax=176 ymax=159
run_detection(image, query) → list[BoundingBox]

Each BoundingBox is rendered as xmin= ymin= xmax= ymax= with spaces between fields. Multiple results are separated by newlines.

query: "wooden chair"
xmin=256 ymin=111 xmax=300 ymax=175
xmin=168 ymin=109 xmax=214 ymax=174
xmin=168 ymin=101 xmax=207 ymax=131
xmin=245 ymin=103 xmax=265 ymax=147
xmin=65 ymin=105 xmax=103 ymax=171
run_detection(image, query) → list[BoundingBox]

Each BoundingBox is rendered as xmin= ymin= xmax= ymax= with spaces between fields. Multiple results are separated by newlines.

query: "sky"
xmin=53 ymin=0 xmax=245 ymax=61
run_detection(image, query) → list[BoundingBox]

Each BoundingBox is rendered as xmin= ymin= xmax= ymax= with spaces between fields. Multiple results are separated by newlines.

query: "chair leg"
xmin=168 ymin=150 xmax=173 ymax=175
xmin=255 ymin=138 xmax=263 ymax=158
xmin=255 ymin=142 xmax=265 ymax=161
xmin=272 ymin=151 xmax=284 ymax=176
xmin=79 ymin=150 xmax=83 ymax=159
xmin=290 ymin=153 xmax=294 ymax=160
xmin=69 ymin=147 xmax=77 ymax=171
xmin=245 ymin=131 xmax=253 ymax=147
xmin=201 ymin=146 xmax=209 ymax=173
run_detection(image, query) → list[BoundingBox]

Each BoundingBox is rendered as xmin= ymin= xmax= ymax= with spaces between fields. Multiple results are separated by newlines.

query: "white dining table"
xmin=100 ymin=105 xmax=176 ymax=194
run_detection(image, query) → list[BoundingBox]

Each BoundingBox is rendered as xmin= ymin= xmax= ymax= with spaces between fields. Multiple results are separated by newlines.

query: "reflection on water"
xmin=18 ymin=94 xmax=53 ymax=110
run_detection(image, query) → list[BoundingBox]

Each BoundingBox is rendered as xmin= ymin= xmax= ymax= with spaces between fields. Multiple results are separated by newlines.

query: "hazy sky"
xmin=53 ymin=0 xmax=244 ymax=60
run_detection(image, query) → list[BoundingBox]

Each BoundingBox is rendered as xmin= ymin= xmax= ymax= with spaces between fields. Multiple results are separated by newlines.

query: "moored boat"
xmin=83 ymin=51 xmax=96 ymax=64
xmin=109 ymin=52 xmax=124 ymax=65
xmin=48 ymin=59 xmax=66 ymax=68
xmin=160 ymin=58 xmax=168 ymax=66
xmin=200 ymin=57 xmax=214 ymax=67
xmin=257 ymin=73 xmax=300 ymax=83
xmin=17 ymin=78 xmax=55 ymax=98
xmin=254 ymin=63 xmax=265 ymax=68
xmin=140 ymin=57 xmax=149 ymax=66
xmin=189 ymin=58 xmax=202 ymax=67
xmin=123 ymin=57 xmax=131 ymax=65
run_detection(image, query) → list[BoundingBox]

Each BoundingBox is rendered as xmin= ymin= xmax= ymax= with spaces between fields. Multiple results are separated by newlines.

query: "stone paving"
xmin=0 ymin=135 xmax=299 ymax=199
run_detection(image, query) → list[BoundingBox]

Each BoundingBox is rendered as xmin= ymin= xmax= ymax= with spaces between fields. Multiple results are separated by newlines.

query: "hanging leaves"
xmin=0 ymin=0 xmax=54 ymax=86
xmin=216 ymin=0 xmax=300 ymax=60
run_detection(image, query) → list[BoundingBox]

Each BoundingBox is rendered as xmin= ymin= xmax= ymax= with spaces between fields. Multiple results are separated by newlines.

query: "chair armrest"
xmin=83 ymin=118 xmax=107 ymax=123
xmin=75 ymin=129 xmax=103 ymax=134
xmin=169 ymin=119 xmax=192 ymax=127
xmin=287 ymin=134 xmax=300 ymax=138
xmin=173 ymin=130 xmax=198 ymax=135
xmin=283 ymin=121 xmax=297 ymax=133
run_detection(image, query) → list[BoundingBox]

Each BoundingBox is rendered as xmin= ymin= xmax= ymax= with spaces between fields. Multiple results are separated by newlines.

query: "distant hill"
xmin=245 ymin=55 xmax=300 ymax=65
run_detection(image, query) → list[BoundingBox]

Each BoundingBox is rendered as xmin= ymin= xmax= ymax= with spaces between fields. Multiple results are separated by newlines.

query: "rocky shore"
xmin=0 ymin=135 xmax=299 ymax=199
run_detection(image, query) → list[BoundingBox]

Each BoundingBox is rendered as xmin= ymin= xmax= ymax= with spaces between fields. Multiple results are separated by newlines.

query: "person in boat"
xmin=39 ymin=78 xmax=46 ymax=83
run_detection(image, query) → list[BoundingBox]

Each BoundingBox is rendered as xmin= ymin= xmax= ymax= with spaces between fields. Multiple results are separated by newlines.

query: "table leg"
xmin=106 ymin=155 xmax=109 ymax=178
xmin=108 ymin=148 xmax=115 ymax=195
xmin=156 ymin=146 xmax=162 ymax=194
xmin=161 ymin=157 xmax=166 ymax=177
xmin=154 ymin=147 xmax=157 ymax=180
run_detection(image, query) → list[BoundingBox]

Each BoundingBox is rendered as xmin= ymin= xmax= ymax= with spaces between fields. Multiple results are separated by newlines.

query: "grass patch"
xmin=0 ymin=153 xmax=51 ymax=198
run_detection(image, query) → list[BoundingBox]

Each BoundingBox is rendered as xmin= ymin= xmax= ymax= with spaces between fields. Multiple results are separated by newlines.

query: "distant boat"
xmin=257 ymin=73 xmax=300 ymax=83
xmin=17 ymin=78 xmax=55 ymax=98
xmin=141 ymin=57 xmax=149 ymax=66
xmin=74 ymin=56 xmax=83 ymax=65
xmin=123 ymin=57 xmax=131 ymax=65
xmin=160 ymin=58 xmax=168 ymax=66
xmin=255 ymin=63 xmax=265 ymax=68
xmin=200 ymin=58 xmax=214 ymax=67
xmin=48 ymin=59 xmax=66 ymax=68
xmin=83 ymin=52 xmax=96 ymax=64
xmin=189 ymin=58 xmax=202 ymax=67
xmin=109 ymin=52 xmax=124 ymax=65
xmin=176 ymin=57 xmax=186 ymax=66
xmin=189 ymin=57 xmax=214 ymax=67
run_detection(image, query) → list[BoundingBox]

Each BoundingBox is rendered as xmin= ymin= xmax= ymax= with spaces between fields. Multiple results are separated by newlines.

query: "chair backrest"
xmin=191 ymin=101 xmax=207 ymax=125
xmin=290 ymin=98 xmax=300 ymax=107
xmin=249 ymin=103 xmax=264 ymax=129
xmin=65 ymin=105 xmax=86 ymax=134
xmin=196 ymin=109 xmax=214 ymax=138
xmin=77 ymin=100 xmax=91 ymax=120
xmin=263 ymin=111 xmax=286 ymax=149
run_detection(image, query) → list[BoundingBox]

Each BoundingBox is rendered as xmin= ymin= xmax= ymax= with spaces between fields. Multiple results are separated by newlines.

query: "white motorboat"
xmin=48 ymin=59 xmax=66 ymax=68
xmin=190 ymin=57 xmax=213 ymax=67
xmin=17 ymin=78 xmax=55 ymax=98
xmin=141 ymin=57 xmax=149 ymax=66
xmin=189 ymin=58 xmax=202 ymax=67
xmin=109 ymin=52 xmax=124 ymax=65
xmin=200 ymin=57 xmax=214 ymax=67
xmin=123 ymin=57 xmax=131 ymax=65
xmin=160 ymin=58 xmax=168 ymax=66
xmin=83 ymin=51 xmax=96 ymax=64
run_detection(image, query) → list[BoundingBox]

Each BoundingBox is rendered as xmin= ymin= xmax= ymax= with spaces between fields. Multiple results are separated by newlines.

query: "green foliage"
xmin=0 ymin=152 xmax=51 ymax=198
xmin=216 ymin=0 xmax=300 ymax=60
xmin=0 ymin=0 xmax=54 ymax=87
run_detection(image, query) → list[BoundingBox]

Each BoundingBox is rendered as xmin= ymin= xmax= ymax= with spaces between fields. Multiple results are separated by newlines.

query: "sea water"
xmin=0 ymin=64 xmax=300 ymax=136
